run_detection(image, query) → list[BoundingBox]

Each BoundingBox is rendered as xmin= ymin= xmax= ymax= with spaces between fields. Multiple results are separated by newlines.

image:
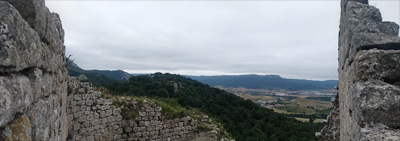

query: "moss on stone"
xmin=2 ymin=115 xmax=32 ymax=141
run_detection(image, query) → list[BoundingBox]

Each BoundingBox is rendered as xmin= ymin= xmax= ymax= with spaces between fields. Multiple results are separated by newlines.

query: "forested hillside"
xmin=67 ymin=62 xmax=118 ymax=85
xmin=89 ymin=69 xmax=132 ymax=81
xmin=106 ymin=73 xmax=324 ymax=141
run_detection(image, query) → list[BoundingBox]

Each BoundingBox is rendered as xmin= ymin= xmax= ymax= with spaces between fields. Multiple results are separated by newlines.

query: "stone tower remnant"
xmin=318 ymin=0 xmax=400 ymax=140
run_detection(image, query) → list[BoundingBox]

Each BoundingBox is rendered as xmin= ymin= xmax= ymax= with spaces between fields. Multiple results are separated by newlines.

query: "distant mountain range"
xmin=66 ymin=62 xmax=337 ymax=90
xmin=185 ymin=75 xmax=337 ymax=91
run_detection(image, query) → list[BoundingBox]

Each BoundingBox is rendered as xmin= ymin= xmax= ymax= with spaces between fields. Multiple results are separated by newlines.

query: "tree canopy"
xmin=106 ymin=73 xmax=324 ymax=141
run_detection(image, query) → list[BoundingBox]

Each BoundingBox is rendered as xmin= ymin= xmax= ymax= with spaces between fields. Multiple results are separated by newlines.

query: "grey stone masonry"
xmin=318 ymin=0 xmax=400 ymax=140
xmin=67 ymin=75 xmax=206 ymax=141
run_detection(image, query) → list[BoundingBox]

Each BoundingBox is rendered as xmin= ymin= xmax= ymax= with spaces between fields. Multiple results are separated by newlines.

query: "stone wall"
xmin=318 ymin=0 xmax=400 ymax=140
xmin=0 ymin=0 xmax=68 ymax=140
xmin=67 ymin=75 xmax=229 ymax=141
xmin=0 ymin=1 xmax=234 ymax=140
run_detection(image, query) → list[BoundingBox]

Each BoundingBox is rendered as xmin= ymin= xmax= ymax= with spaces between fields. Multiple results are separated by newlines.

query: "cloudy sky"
xmin=45 ymin=1 xmax=399 ymax=80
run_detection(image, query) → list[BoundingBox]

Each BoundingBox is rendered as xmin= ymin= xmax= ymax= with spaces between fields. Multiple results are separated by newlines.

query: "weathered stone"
xmin=0 ymin=115 xmax=32 ymax=141
xmin=113 ymin=108 xmax=121 ymax=116
xmin=319 ymin=0 xmax=400 ymax=140
xmin=118 ymin=128 xmax=123 ymax=134
xmin=0 ymin=76 xmax=33 ymax=128
xmin=105 ymin=109 xmax=112 ymax=117
xmin=100 ymin=111 xmax=106 ymax=118
xmin=74 ymin=123 xmax=80 ymax=131
xmin=102 ymin=118 xmax=108 ymax=124
xmin=104 ymin=104 xmax=110 ymax=110
xmin=94 ymin=112 xmax=99 ymax=119
xmin=97 ymin=99 xmax=104 ymax=105
xmin=155 ymin=107 xmax=162 ymax=112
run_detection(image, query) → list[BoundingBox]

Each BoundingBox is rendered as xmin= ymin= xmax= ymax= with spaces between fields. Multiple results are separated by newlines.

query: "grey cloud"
xmin=45 ymin=1 xmax=399 ymax=80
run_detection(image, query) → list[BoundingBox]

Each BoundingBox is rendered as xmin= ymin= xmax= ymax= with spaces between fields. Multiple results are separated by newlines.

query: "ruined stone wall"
xmin=67 ymin=75 xmax=225 ymax=141
xmin=319 ymin=0 xmax=400 ymax=140
xmin=0 ymin=0 xmax=68 ymax=140
xmin=0 ymin=1 xmax=233 ymax=141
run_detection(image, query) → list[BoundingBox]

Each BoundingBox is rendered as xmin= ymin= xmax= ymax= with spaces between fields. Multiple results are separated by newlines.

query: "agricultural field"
xmin=217 ymin=86 xmax=334 ymax=122
xmin=294 ymin=117 xmax=324 ymax=123
xmin=240 ymin=94 xmax=276 ymax=101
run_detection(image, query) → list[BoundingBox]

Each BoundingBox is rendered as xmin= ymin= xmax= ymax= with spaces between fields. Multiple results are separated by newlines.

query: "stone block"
xmin=106 ymin=99 xmax=113 ymax=105
xmin=106 ymin=110 xmax=112 ymax=117
xmin=91 ymin=119 xmax=100 ymax=125
xmin=87 ymin=126 xmax=94 ymax=132
xmin=117 ymin=115 xmax=123 ymax=121
xmin=68 ymin=114 xmax=73 ymax=121
xmin=83 ymin=121 xmax=90 ymax=128
xmin=87 ymin=135 xmax=94 ymax=141
xmin=74 ymin=111 xmax=81 ymax=119
xmin=86 ymin=100 xmax=93 ymax=105
xmin=77 ymin=100 xmax=85 ymax=106
xmin=122 ymin=134 xmax=128 ymax=139
xmin=71 ymin=101 xmax=77 ymax=106
xmin=102 ymin=118 xmax=108 ymax=124
xmin=133 ymin=127 xmax=139 ymax=132
xmin=80 ymin=128 xmax=86 ymax=134
xmin=124 ymin=126 xmax=132 ymax=133
xmin=146 ymin=107 xmax=154 ymax=112
xmin=74 ymin=95 xmax=81 ymax=101
xmin=104 ymin=104 xmax=110 ymax=110
xmin=155 ymin=107 xmax=162 ymax=112
xmin=118 ymin=128 xmax=123 ymax=134
xmin=79 ymin=116 xmax=86 ymax=123
xmin=136 ymin=132 xmax=142 ymax=137
xmin=108 ymin=116 xmax=114 ymax=123
xmin=146 ymin=126 xmax=153 ymax=131
xmin=113 ymin=108 xmax=121 ymax=116
xmin=100 ymin=111 xmax=106 ymax=118
xmin=97 ymin=105 xmax=104 ymax=110
xmin=156 ymin=112 xmax=161 ymax=117
xmin=94 ymin=112 xmax=99 ymax=119
xmin=139 ymin=121 xmax=145 ymax=126
xmin=97 ymin=99 xmax=104 ymax=105
xmin=82 ymin=94 xmax=88 ymax=100
xmin=141 ymin=116 xmax=148 ymax=121
xmin=95 ymin=125 xmax=101 ymax=130
xmin=143 ymin=131 xmax=149 ymax=137
xmin=78 ymin=88 xmax=85 ymax=93
xmin=74 ymin=123 xmax=81 ymax=131
xmin=87 ymin=114 xmax=93 ymax=121
xmin=139 ymin=127 xmax=146 ymax=132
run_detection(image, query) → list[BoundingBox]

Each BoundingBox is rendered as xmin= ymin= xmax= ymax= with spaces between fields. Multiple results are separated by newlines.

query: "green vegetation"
xmin=106 ymin=73 xmax=324 ymax=141
xmin=65 ymin=55 xmax=75 ymax=67
xmin=121 ymin=107 xmax=138 ymax=119
xmin=197 ymin=123 xmax=213 ymax=132
xmin=112 ymin=95 xmax=193 ymax=119
xmin=153 ymin=98 xmax=188 ymax=119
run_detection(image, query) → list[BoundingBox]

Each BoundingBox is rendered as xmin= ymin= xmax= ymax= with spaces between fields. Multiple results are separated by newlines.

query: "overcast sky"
xmin=45 ymin=1 xmax=399 ymax=80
